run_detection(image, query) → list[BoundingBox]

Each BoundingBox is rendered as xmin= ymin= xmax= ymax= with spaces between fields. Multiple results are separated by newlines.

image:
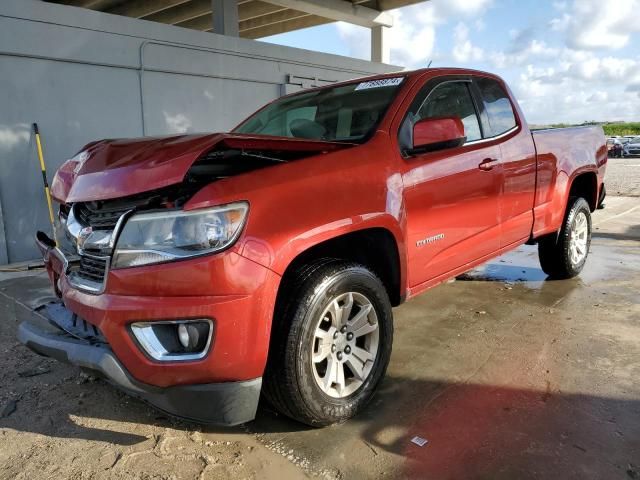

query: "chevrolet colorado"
xmin=18 ymin=68 xmax=607 ymax=427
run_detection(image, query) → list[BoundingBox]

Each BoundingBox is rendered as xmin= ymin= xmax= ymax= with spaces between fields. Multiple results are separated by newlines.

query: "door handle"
xmin=478 ymin=158 xmax=499 ymax=171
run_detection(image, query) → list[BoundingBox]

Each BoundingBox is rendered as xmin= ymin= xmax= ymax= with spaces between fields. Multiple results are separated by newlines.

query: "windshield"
xmin=234 ymin=77 xmax=405 ymax=142
xmin=632 ymin=136 xmax=640 ymax=143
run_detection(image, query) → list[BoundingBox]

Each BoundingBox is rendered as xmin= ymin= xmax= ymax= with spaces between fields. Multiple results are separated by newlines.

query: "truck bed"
xmin=531 ymin=125 xmax=607 ymax=237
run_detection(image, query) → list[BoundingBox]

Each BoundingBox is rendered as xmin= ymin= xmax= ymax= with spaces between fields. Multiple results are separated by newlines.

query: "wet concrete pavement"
xmin=1 ymin=196 xmax=639 ymax=479
xmin=248 ymin=196 xmax=640 ymax=479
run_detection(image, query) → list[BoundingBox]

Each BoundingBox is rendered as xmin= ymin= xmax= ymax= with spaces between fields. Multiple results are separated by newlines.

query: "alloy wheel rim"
xmin=311 ymin=292 xmax=380 ymax=398
xmin=569 ymin=211 xmax=589 ymax=266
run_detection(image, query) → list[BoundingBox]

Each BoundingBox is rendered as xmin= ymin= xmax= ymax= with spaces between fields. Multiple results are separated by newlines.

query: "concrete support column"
xmin=371 ymin=25 xmax=390 ymax=63
xmin=212 ymin=0 xmax=239 ymax=36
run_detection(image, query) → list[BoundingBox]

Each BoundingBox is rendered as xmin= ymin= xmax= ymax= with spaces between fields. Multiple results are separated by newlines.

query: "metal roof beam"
xmin=107 ymin=0 xmax=192 ymax=18
xmin=239 ymin=9 xmax=309 ymax=32
xmin=239 ymin=1 xmax=288 ymax=21
xmin=142 ymin=0 xmax=212 ymax=24
xmin=377 ymin=0 xmax=426 ymax=9
xmin=175 ymin=1 xmax=288 ymax=30
xmin=263 ymin=0 xmax=393 ymax=27
xmin=239 ymin=14 xmax=331 ymax=38
xmin=58 ymin=0 xmax=120 ymax=8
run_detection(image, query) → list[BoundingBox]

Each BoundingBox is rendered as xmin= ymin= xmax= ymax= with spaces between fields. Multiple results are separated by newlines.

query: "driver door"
xmin=400 ymin=78 xmax=503 ymax=289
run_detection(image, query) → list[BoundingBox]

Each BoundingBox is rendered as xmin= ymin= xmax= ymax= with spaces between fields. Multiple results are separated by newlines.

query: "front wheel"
xmin=263 ymin=260 xmax=393 ymax=427
xmin=538 ymin=197 xmax=592 ymax=279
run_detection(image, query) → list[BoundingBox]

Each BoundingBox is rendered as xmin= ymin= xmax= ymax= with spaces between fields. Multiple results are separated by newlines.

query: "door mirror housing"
xmin=408 ymin=117 xmax=466 ymax=155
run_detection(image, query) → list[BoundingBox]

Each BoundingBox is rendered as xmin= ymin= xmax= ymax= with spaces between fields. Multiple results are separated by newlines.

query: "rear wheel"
xmin=263 ymin=260 xmax=393 ymax=427
xmin=538 ymin=197 xmax=592 ymax=279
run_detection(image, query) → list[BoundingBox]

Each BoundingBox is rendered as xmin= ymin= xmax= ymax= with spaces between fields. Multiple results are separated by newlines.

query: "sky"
xmin=260 ymin=0 xmax=640 ymax=125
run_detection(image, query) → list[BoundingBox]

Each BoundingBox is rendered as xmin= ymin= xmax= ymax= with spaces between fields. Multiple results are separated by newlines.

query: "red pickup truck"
xmin=19 ymin=68 xmax=607 ymax=427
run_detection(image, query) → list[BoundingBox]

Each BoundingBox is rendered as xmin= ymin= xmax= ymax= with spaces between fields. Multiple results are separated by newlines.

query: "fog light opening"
xmin=175 ymin=322 xmax=209 ymax=353
xmin=130 ymin=319 xmax=214 ymax=362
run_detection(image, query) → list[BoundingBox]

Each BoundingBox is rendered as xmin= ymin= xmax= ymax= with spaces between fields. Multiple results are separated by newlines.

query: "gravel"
xmin=606 ymin=157 xmax=640 ymax=197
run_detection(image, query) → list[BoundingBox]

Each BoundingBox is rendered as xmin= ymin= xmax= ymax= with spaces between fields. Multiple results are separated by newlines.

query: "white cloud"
xmin=430 ymin=0 xmax=493 ymax=17
xmin=512 ymin=49 xmax=640 ymax=123
xmin=587 ymin=91 xmax=609 ymax=102
xmin=336 ymin=0 xmax=493 ymax=68
xmin=489 ymin=40 xmax=559 ymax=68
xmin=452 ymin=22 xmax=484 ymax=63
xmin=337 ymin=11 xmax=436 ymax=68
xmin=549 ymin=13 xmax=570 ymax=32
xmin=558 ymin=0 xmax=640 ymax=50
xmin=337 ymin=7 xmax=437 ymax=67
xmin=333 ymin=0 xmax=640 ymax=124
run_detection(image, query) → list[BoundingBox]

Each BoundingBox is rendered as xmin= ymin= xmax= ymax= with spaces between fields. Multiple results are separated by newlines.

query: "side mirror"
xmin=408 ymin=117 xmax=466 ymax=155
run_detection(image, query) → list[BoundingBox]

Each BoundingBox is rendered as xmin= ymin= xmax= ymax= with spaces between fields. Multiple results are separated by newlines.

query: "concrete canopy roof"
xmin=43 ymin=0 xmax=427 ymax=39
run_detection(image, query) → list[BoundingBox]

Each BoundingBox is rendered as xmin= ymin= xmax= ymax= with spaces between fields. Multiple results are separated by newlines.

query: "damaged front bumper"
xmin=23 ymin=230 xmax=279 ymax=426
xmin=18 ymin=302 xmax=261 ymax=426
xmin=35 ymin=231 xmax=71 ymax=296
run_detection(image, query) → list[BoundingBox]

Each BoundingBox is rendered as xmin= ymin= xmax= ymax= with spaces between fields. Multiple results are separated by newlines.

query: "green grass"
xmin=602 ymin=123 xmax=640 ymax=137
xmin=531 ymin=122 xmax=640 ymax=137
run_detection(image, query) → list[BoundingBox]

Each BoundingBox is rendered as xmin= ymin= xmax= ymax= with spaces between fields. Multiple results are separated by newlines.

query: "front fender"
xmin=184 ymin=134 xmax=408 ymax=295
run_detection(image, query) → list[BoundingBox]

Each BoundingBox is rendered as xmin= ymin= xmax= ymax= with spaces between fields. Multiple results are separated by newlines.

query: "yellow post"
xmin=33 ymin=123 xmax=58 ymax=246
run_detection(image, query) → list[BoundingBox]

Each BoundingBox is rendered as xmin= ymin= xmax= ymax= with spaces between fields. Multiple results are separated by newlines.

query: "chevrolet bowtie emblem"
xmin=77 ymin=226 xmax=93 ymax=251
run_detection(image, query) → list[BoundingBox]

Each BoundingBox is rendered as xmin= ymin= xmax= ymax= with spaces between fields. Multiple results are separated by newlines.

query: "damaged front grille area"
xmin=75 ymin=202 xmax=131 ymax=231
xmin=65 ymin=185 xmax=203 ymax=294
xmin=74 ymin=192 xmax=167 ymax=231
xmin=76 ymin=255 xmax=108 ymax=283
xmin=68 ymin=254 xmax=111 ymax=294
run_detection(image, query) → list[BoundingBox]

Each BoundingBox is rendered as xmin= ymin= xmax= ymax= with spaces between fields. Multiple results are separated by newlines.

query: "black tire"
xmin=263 ymin=259 xmax=393 ymax=427
xmin=538 ymin=197 xmax=592 ymax=279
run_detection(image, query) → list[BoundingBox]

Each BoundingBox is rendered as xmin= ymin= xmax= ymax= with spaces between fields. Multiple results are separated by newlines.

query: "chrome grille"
xmin=75 ymin=202 xmax=132 ymax=230
xmin=67 ymin=191 xmax=170 ymax=294
xmin=66 ymin=202 xmax=132 ymax=294
xmin=77 ymin=255 xmax=108 ymax=283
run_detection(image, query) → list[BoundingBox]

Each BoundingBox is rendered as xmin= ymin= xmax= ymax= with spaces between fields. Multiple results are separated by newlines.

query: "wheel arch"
xmin=276 ymin=227 xmax=405 ymax=308
xmin=567 ymin=170 xmax=598 ymax=212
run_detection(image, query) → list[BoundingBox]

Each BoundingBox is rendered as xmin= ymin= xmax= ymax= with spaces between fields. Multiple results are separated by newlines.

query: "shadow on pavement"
xmin=2 ymin=370 xmax=639 ymax=479
xmin=2 ymin=242 xmax=639 ymax=479
xmin=592 ymin=223 xmax=640 ymax=242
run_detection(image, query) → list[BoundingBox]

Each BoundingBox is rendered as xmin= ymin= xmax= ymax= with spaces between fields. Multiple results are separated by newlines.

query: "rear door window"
xmin=475 ymin=78 xmax=517 ymax=136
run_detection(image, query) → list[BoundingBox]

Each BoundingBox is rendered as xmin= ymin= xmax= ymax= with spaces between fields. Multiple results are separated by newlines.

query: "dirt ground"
xmin=0 ymin=163 xmax=638 ymax=479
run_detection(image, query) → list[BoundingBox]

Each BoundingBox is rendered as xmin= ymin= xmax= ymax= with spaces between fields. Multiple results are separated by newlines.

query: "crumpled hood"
xmin=50 ymin=132 xmax=351 ymax=203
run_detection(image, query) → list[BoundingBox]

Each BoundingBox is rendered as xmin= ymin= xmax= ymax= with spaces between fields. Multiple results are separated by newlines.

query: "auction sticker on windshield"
xmin=355 ymin=77 xmax=404 ymax=90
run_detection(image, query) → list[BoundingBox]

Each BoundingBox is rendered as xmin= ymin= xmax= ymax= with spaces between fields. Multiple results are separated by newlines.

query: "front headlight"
xmin=112 ymin=202 xmax=248 ymax=268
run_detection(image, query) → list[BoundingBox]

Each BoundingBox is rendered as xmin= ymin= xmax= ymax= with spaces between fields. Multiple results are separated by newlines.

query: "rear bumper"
xmin=18 ymin=308 xmax=261 ymax=425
